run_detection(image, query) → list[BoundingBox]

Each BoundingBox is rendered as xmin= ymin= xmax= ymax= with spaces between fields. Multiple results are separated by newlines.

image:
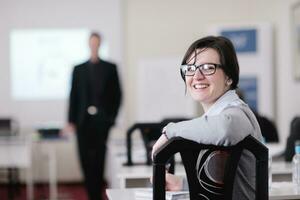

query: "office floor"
xmin=0 ymin=182 xmax=109 ymax=200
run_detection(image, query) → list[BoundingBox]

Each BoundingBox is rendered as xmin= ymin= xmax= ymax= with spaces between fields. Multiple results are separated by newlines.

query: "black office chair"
xmin=0 ymin=118 xmax=20 ymax=200
xmin=124 ymin=122 xmax=163 ymax=166
xmin=152 ymin=135 xmax=268 ymax=200
xmin=254 ymin=113 xmax=279 ymax=143
xmin=285 ymin=116 xmax=300 ymax=161
xmin=125 ymin=118 xmax=188 ymax=166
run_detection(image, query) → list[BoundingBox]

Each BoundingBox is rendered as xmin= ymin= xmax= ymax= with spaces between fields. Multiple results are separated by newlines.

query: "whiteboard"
xmin=136 ymin=57 xmax=196 ymax=122
xmin=10 ymin=29 xmax=110 ymax=100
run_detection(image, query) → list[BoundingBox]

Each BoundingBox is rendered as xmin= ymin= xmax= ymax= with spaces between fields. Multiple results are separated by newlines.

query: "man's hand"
xmin=151 ymin=134 xmax=168 ymax=160
xmin=60 ymin=123 xmax=76 ymax=138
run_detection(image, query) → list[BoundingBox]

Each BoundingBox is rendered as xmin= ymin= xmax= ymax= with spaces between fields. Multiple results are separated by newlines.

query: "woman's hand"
xmin=151 ymin=134 xmax=168 ymax=160
xmin=150 ymin=172 xmax=183 ymax=191
xmin=165 ymin=173 xmax=183 ymax=191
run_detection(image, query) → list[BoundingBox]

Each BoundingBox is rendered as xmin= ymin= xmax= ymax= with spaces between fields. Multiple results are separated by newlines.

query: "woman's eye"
xmin=203 ymin=64 xmax=214 ymax=70
xmin=187 ymin=66 xmax=195 ymax=72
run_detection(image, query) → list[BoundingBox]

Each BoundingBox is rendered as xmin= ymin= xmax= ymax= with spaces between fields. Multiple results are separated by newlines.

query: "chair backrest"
xmin=285 ymin=116 xmax=300 ymax=161
xmin=255 ymin=114 xmax=279 ymax=143
xmin=152 ymin=135 xmax=268 ymax=200
xmin=124 ymin=118 xmax=188 ymax=166
xmin=125 ymin=123 xmax=164 ymax=166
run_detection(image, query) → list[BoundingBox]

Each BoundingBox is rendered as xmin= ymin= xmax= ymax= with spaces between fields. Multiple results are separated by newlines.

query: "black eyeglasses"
xmin=180 ymin=63 xmax=221 ymax=76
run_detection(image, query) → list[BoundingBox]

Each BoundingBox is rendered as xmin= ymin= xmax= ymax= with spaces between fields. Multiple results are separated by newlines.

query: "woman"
xmin=152 ymin=36 xmax=263 ymax=199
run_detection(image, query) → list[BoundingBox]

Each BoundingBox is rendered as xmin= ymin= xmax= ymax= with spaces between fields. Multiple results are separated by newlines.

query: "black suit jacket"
xmin=68 ymin=59 xmax=122 ymax=129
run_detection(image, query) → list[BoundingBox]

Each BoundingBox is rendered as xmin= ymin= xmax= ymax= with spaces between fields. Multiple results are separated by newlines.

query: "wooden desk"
xmin=107 ymin=182 xmax=300 ymax=200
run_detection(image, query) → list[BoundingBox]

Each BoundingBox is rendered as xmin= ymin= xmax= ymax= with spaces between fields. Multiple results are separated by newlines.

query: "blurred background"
xmin=0 ymin=0 xmax=300 ymax=199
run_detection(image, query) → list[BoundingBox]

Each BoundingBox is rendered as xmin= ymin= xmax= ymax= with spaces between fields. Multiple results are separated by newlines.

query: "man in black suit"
xmin=65 ymin=32 xmax=122 ymax=200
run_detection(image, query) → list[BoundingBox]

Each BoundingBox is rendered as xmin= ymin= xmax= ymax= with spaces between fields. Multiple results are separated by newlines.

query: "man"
xmin=65 ymin=32 xmax=122 ymax=200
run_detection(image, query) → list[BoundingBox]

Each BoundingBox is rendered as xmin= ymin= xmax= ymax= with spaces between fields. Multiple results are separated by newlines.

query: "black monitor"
xmin=0 ymin=118 xmax=14 ymax=136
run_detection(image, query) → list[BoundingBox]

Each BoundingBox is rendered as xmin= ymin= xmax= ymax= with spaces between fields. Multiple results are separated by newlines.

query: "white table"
xmin=0 ymin=136 xmax=33 ymax=200
xmin=35 ymin=140 xmax=58 ymax=200
xmin=267 ymin=143 xmax=286 ymax=158
xmin=117 ymin=161 xmax=293 ymax=189
xmin=272 ymin=161 xmax=292 ymax=174
xmin=107 ymin=182 xmax=300 ymax=200
xmin=33 ymin=136 xmax=70 ymax=200
xmin=117 ymin=165 xmax=153 ymax=188
xmin=270 ymin=182 xmax=300 ymax=200
xmin=106 ymin=188 xmax=136 ymax=200
xmin=271 ymin=160 xmax=292 ymax=182
xmin=117 ymin=164 xmax=186 ymax=188
xmin=111 ymin=139 xmax=291 ymax=189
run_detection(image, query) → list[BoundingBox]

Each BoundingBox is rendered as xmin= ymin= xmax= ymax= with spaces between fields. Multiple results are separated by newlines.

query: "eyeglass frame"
xmin=180 ymin=63 xmax=222 ymax=77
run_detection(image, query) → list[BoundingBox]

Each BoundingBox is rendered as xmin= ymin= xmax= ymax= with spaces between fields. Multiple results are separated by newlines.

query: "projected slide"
xmin=10 ymin=29 xmax=108 ymax=100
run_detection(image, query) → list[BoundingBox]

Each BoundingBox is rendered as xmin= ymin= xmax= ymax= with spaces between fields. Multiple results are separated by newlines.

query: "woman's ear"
xmin=226 ymin=78 xmax=232 ymax=86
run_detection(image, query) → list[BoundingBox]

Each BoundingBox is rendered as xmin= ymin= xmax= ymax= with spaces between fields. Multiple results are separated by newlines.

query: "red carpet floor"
xmin=0 ymin=183 xmax=108 ymax=200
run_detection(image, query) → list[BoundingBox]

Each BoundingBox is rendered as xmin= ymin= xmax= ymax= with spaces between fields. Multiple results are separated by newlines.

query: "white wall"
xmin=124 ymin=0 xmax=300 ymax=143
xmin=2 ymin=0 xmax=300 ymax=182
xmin=0 ymin=0 xmax=124 ymax=131
xmin=2 ymin=0 xmax=299 ymax=144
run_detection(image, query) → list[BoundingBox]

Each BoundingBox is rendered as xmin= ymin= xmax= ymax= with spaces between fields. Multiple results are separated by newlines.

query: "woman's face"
xmin=185 ymin=48 xmax=231 ymax=111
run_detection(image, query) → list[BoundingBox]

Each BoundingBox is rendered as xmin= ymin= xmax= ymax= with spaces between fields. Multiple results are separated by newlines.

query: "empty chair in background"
xmin=0 ymin=118 xmax=21 ymax=200
xmin=285 ymin=116 xmax=300 ymax=161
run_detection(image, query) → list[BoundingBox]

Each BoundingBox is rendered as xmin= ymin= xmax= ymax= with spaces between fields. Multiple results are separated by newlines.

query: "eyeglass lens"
xmin=184 ymin=63 xmax=217 ymax=76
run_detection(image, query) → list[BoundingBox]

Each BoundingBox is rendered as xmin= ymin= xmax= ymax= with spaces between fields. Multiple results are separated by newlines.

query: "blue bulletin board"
xmin=239 ymin=76 xmax=258 ymax=112
xmin=221 ymin=29 xmax=257 ymax=53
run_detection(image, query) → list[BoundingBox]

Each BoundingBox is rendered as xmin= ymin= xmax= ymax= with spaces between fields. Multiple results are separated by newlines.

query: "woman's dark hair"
xmin=180 ymin=36 xmax=239 ymax=89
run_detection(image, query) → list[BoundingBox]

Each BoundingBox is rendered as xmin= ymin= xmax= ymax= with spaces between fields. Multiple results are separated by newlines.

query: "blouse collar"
xmin=204 ymin=90 xmax=245 ymax=116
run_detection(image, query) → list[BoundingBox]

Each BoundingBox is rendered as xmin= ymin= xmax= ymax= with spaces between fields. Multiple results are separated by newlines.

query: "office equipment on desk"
xmin=37 ymin=128 xmax=61 ymax=139
xmin=152 ymin=135 xmax=268 ymax=200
